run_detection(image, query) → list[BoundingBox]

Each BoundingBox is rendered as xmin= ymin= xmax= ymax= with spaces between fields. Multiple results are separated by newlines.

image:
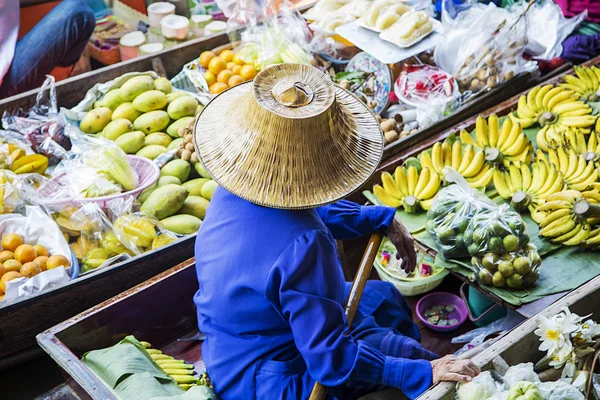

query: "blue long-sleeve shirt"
xmin=194 ymin=187 xmax=433 ymax=400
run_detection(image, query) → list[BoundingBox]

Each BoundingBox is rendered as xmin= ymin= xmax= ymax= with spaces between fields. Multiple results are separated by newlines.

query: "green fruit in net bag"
xmin=492 ymin=271 xmax=506 ymax=287
xmin=506 ymin=273 xmax=524 ymax=289
xmin=488 ymin=236 xmax=503 ymax=253
xmin=503 ymin=235 xmax=519 ymax=252
xmin=513 ymin=257 xmax=532 ymax=275
xmin=478 ymin=269 xmax=493 ymax=285
xmin=523 ymin=271 xmax=540 ymax=286
xmin=498 ymin=261 xmax=514 ymax=277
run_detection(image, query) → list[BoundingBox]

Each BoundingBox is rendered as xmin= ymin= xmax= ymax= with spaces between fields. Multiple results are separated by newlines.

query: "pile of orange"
xmin=199 ymin=49 xmax=258 ymax=95
xmin=0 ymin=233 xmax=71 ymax=298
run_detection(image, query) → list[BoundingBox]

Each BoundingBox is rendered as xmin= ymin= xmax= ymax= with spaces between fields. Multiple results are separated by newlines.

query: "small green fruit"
xmin=498 ymin=261 xmax=514 ymax=277
xmin=513 ymin=257 xmax=532 ymax=275
xmin=503 ymin=235 xmax=519 ymax=252
xmin=492 ymin=271 xmax=506 ymax=287
xmin=506 ymin=273 xmax=523 ymax=289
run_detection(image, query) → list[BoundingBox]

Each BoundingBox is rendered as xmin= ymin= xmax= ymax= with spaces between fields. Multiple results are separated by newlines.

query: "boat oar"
xmin=309 ymin=232 xmax=384 ymax=400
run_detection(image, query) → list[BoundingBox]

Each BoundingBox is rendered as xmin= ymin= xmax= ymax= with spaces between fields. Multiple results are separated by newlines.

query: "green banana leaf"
xmin=153 ymin=385 xmax=219 ymax=400
xmin=114 ymin=372 xmax=183 ymax=400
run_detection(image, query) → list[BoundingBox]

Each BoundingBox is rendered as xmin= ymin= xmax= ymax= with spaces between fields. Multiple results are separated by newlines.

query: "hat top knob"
xmin=271 ymin=81 xmax=314 ymax=108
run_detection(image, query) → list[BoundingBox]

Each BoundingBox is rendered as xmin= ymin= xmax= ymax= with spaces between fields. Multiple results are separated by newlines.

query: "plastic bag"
xmin=0 ymin=170 xmax=22 ymax=215
xmin=464 ymin=204 xmax=530 ymax=257
xmin=538 ymin=380 xmax=585 ymax=400
xmin=471 ymin=243 xmax=541 ymax=289
xmin=426 ymin=168 xmax=496 ymax=259
xmin=455 ymin=371 xmax=505 ymax=400
xmin=502 ymin=363 xmax=540 ymax=387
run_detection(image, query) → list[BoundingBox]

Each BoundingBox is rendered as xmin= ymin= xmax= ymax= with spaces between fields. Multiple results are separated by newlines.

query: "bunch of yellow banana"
xmin=559 ymin=66 xmax=600 ymax=103
xmin=581 ymin=226 xmax=600 ymax=250
xmin=493 ymin=161 xmax=565 ymax=220
xmin=537 ymin=190 xmax=600 ymax=245
xmin=460 ymin=114 xmax=533 ymax=167
xmin=9 ymin=154 xmax=48 ymax=175
xmin=373 ymin=166 xmax=441 ymax=213
xmin=419 ymin=139 xmax=493 ymax=188
xmin=510 ymin=85 xmax=596 ymax=151
xmin=563 ymin=121 xmax=600 ymax=163
xmin=141 ymin=341 xmax=200 ymax=390
xmin=535 ymin=148 xmax=598 ymax=191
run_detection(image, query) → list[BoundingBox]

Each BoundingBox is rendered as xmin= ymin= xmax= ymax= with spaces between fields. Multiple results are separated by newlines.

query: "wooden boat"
xmin=418 ymin=274 xmax=600 ymax=399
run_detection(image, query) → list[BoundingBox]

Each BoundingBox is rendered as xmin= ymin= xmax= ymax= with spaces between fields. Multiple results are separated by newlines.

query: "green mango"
xmin=158 ymin=176 xmax=181 ymax=186
xmin=160 ymin=214 xmax=202 ymax=235
xmin=140 ymin=184 xmax=188 ymax=220
xmin=112 ymin=102 xmax=142 ymax=122
xmin=120 ymin=76 xmax=154 ymax=101
xmin=200 ymin=180 xmax=218 ymax=200
xmin=168 ymin=138 xmax=184 ymax=150
xmin=115 ymin=131 xmax=146 ymax=154
xmin=195 ymin=104 xmax=204 ymax=116
xmin=178 ymin=195 xmax=209 ymax=219
xmin=154 ymin=77 xmax=172 ymax=94
xmin=145 ymin=132 xmax=172 ymax=147
xmin=166 ymin=116 xmax=195 ymax=138
xmin=182 ymin=178 xmax=210 ymax=196
xmin=136 ymin=145 xmax=168 ymax=160
xmin=160 ymin=159 xmax=191 ymax=183
xmin=80 ymin=107 xmax=112 ymax=134
xmin=132 ymin=90 xmax=168 ymax=112
xmin=138 ymin=182 xmax=158 ymax=204
xmin=97 ymin=89 xmax=124 ymax=110
xmin=134 ymin=110 xmax=170 ymax=134
xmin=166 ymin=91 xmax=187 ymax=104
xmin=194 ymin=162 xmax=211 ymax=178
xmin=167 ymin=96 xmax=198 ymax=120
xmin=101 ymin=118 xmax=133 ymax=141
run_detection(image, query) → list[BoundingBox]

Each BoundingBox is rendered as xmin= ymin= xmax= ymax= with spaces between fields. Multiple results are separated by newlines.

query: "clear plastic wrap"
xmin=471 ymin=243 xmax=541 ymax=289
xmin=0 ymin=170 xmax=22 ymax=215
xmin=455 ymin=371 xmax=505 ymax=400
xmin=464 ymin=204 xmax=530 ymax=257
xmin=426 ymin=169 xmax=496 ymax=259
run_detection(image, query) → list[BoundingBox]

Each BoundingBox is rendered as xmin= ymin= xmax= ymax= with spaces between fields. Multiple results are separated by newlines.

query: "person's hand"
xmin=431 ymin=355 xmax=481 ymax=384
xmin=386 ymin=217 xmax=417 ymax=273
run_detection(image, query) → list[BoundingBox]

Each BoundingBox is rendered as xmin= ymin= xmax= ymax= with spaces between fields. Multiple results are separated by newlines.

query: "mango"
xmin=154 ymin=77 xmax=172 ymax=94
xmin=158 ymin=176 xmax=181 ymax=186
xmin=138 ymin=182 xmax=158 ymax=204
xmin=160 ymin=159 xmax=191 ymax=183
xmin=178 ymin=195 xmax=209 ymax=219
xmin=167 ymin=96 xmax=198 ymax=120
xmin=120 ymin=76 xmax=154 ymax=101
xmin=140 ymin=184 xmax=188 ymax=220
xmin=115 ymin=131 xmax=146 ymax=154
xmin=201 ymin=180 xmax=218 ymax=200
xmin=195 ymin=105 xmax=204 ymax=116
xmin=145 ymin=132 xmax=172 ymax=147
xmin=101 ymin=118 xmax=133 ymax=141
xmin=166 ymin=91 xmax=187 ymax=104
xmin=166 ymin=116 xmax=195 ymax=138
xmin=160 ymin=214 xmax=202 ymax=235
xmin=132 ymin=90 xmax=168 ymax=112
xmin=136 ymin=145 xmax=168 ymax=160
xmin=80 ymin=107 xmax=112 ymax=134
xmin=194 ymin=163 xmax=211 ymax=178
xmin=182 ymin=178 xmax=210 ymax=196
xmin=134 ymin=110 xmax=170 ymax=134
xmin=97 ymin=89 xmax=124 ymax=110
xmin=112 ymin=102 xmax=142 ymax=122
xmin=168 ymin=138 xmax=184 ymax=150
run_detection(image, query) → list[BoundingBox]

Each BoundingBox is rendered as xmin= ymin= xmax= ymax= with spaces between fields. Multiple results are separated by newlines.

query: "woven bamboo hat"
xmin=194 ymin=63 xmax=384 ymax=209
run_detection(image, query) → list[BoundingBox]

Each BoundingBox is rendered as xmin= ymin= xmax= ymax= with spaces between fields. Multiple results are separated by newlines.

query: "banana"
xmin=140 ymin=341 xmax=152 ymax=348
xmin=517 ymin=95 xmax=537 ymax=119
xmin=526 ymin=86 xmax=541 ymax=113
xmin=158 ymin=363 xmax=194 ymax=370
xmin=407 ymin=165 xmax=418 ymax=195
xmin=458 ymin=145 xmax=474 ymax=174
xmin=419 ymin=150 xmax=436 ymax=172
xmin=413 ymin=167 xmax=430 ymax=198
xmin=536 ymin=126 xmax=551 ymax=152
xmin=539 ymin=208 xmax=572 ymax=228
xmin=528 ymin=162 xmax=546 ymax=194
xmin=382 ymin=172 xmax=403 ymax=199
xmin=146 ymin=349 xmax=162 ymax=355
xmin=536 ymin=164 xmax=559 ymax=197
xmin=509 ymin=113 xmax=536 ymax=128
xmin=475 ymin=116 xmax=489 ymax=147
xmin=539 ymin=216 xmax=576 ymax=237
xmin=374 ymin=185 xmax=402 ymax=207
xmin=508 ymin=163 xmax=523 ymax=192
xmin=432 ymin=142 xmax=444 ymax=172
xmin=538 ymin=199 xmax=574 ymax=212
xmin=171 ymin=375 xmax=199 ymax=384
xmin=467 ymin=166 xmax=493 ymax=188
xmin=493 ymin=169 xmax=514 ymax=199
xmin=547 ymin=189 xmax=582 ymax=202
xmin=564 ymin=150 xmax=579 ymax=179
xmin=503 ymin=130 xmax=529 ymax=156
xmin=462 ymin=150 xmax=485 ymax=178
xmin=552 ymin=222 xmax=582 ymax=243
xmin=460 ymin=129 xmax=476 ymax=146
xmin=583 ymin=190 xmax=600 ymax=203
xmin=535 ymin=85 xmax=554 ymax=110
xmin=563 ymin=224 xmax=590 ymax=246
xmin=542 ymin=87 xmax=565 ymax=109
xmin=570 ymin=169 xmax=599 ymax=191
xmin=151 ymin=354 xmax=174 ymax=361
xmin=374 ymin=165 xmax=442 ymax=212
xmin=548 ymin=89 xmax=576 ymax=110
xmin=520 ymin=163 xmax=532 ymax=191
xmin=416 ymin=170 xmax=441 ymax=200
xmin=442 ymin=141 xmax=452 ymax=166
xmin=487 ymin=114 xmax=498 ymax=147
xmin=394 ymin=167 xmax=409 ymax=196
xmin=420 ymin=198 xmax=434 ymax=211
xmin=163 ymin=369 xmax=194 ymax=376
xmin=451 ymin=140 xmax=462 ymax=170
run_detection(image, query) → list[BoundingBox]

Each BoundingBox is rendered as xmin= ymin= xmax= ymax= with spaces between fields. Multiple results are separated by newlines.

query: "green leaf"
xmin=114 ymin=372 xmax=183 ymax=400
xmin=335 ymin=71 xmax=368 ymax=82
xmin=589 ymin=102 xmax=600 ymax=115
xmin=404 ymin=157 xmax=422 ymax=173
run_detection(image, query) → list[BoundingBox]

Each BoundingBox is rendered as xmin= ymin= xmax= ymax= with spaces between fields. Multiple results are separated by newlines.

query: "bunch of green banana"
xmin=460 ymin=114 xmax=533 ymax=167
xmin=140 ymin=341 xmax=200 ymax=390
xmin=373 ymin=166 xmax=441 ymax=213
xmin=563 ymin=121 xmax=600 ymax=163
xmin=510 ymin=85 xmax=596 ymax=151
xmin=419 ymin=139 xmax=493 ymax=188
xmin=493 ymin=161 xmax=565 ymax=219
xmin=559 ymin=66 xmax=600 ymax=103
xmin=537 ymin=190 xmax=600 ymax=245
xmin=535 ymin=148 xmax=598 ymax=191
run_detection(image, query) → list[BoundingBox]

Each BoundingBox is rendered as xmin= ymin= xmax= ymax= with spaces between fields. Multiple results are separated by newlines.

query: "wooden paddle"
xmin=309 ymin=232 xmax=384 ymax=400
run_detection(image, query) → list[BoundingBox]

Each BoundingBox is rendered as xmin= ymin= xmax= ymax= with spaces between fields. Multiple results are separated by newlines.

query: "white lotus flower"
xmin=535 ymin=314 xmax=573 ymax=355
xmin=580 ymin=319 xmax=600 ymax=342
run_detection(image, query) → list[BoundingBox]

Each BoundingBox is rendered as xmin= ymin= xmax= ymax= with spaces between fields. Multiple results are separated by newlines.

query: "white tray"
xmin=336 ymin=20 xmax=445 ymax=64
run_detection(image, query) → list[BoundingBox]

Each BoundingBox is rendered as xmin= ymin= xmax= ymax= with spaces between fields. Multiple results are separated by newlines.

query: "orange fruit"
xmin=203 ymin=71 xmax=216 ymax=86
xmin=228 ymin=75 xmax=243 ymax=87
xmin=0 ymin=271 xmax=23 ymax=294
xmin=0 ymin=250 xmax=13 ymax=264
xmin=47 ymin=254 xmax=71 ymax=270
xmin=3 ymin=260 xmax=21 ymax=273
xmin=217 ymin=70 xmax=234 ymax=84
xmin=240 ymin=65 xmax=258 ymax=81
xmin=0 ymin=264 xmax=5 ymax=280
xmin=20 ymin=262 xmax=41 ymax=278
xmin=220 ymin=49 xmax=234 ymax=63
xmin=34 ymin=256 xmax=49 ymax=271
xmin=209 ymin=82 xmax=228 ymax=95
xmin=199 ymin=51 xmax=216 ymax=68
xmin=226 ymin=62 xmax=237 ymax=71
xmin=232 ymin=65 xmax=242 ymax=75
xmin=33 ymin=244 xmax=49 ymax=257
xmin=14 ymin=244 xmax=37 ymax=264
xmin=208 ymin=57 xmax=226 ymax=76
xmin=2 ymin=234 xmax=24 ymax=252
xmin=232 ymin=55 xmax=245 ymax=66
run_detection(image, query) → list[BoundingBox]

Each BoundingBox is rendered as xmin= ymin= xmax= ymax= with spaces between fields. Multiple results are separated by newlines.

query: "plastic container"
xmin=460 ymin=283 xmax=507 ymax=327
xmin=160 ymin=15 xmax=190 ymax=40
xmin=416 ymin=292 xmax=468 ymax=333
xmin=119 ymin=31 xmax=146 ymax=61
xmin=147 ymin=2 xmax=175 ymax=28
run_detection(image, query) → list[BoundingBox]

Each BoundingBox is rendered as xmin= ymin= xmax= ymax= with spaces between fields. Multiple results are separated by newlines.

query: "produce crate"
xmin=37 ymin=259 xmax=200 ymax=400
xmin=417 ymin=274 xmax=600 ymax=400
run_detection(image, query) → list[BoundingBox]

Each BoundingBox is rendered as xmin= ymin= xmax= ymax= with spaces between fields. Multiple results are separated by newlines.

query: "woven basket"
xmin=37 ymin=156 xmax=159 ymax=209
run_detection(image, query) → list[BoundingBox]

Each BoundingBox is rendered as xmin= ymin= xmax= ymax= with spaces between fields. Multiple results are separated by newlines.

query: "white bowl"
xmin=160 ymin=14 xmax=190 ymax=40
xmin=148 ymin=2 xmax=176 ymax=28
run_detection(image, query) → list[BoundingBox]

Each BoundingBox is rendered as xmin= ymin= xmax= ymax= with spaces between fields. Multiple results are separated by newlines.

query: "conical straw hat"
xmin=194 ymin=63 xmax=384 ymax=209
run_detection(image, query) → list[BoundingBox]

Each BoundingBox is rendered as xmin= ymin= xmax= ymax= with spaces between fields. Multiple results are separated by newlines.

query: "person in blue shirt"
xmin=193 ymin=64 xmax=480 ymax=400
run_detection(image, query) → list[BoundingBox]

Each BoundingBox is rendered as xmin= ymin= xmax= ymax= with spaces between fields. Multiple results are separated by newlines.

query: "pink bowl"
xmin=416 ymin=292 xmax=468 ymax=333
